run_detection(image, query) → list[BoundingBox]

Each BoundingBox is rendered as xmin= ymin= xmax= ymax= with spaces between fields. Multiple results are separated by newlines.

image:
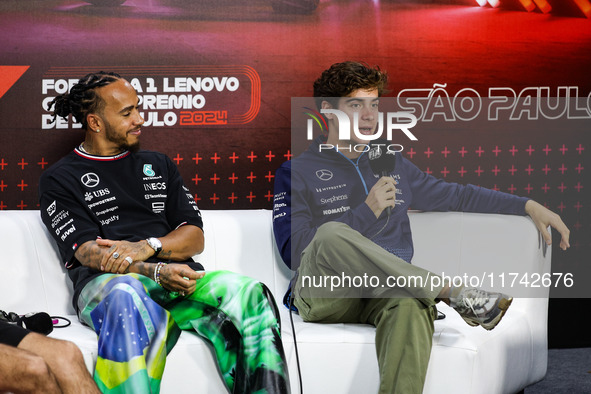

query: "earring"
xmin=95 ymin=129 xmax=100 ymax=133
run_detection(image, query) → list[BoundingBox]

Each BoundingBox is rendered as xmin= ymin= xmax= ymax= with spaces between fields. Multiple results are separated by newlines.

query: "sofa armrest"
xmin=409 ymin=211 xmax=551 ymax=298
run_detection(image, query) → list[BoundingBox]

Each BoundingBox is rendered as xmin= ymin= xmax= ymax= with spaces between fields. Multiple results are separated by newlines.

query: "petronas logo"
xmin=143 ymin=164 xmax=156 ymax=177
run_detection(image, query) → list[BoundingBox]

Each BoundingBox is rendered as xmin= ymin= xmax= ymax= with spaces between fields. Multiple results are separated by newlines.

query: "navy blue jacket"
xmin=273 ymin=136 xmax=529 ymax=273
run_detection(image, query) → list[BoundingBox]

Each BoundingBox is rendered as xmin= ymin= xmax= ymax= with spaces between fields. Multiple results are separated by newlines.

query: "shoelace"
xmin=461 ymin=290 xmax=489 ymax=317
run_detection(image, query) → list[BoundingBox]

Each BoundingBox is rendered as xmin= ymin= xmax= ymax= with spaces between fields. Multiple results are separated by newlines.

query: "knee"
xmin=394 ymin=297 xmax=424 ymax=309
xmin=94 ymin=277 xmax=151 ymax=322
xmin=23 ymin=354 xmax=51 ymax=378
xmin=20 ymin=354 xmax=58 ymax=392
xmin=312 ymin=221 xmax=354 ymax=249
xmin=382 ymin=298 xmax=435 ymax=323
xmin=306 ymin=222 xmax=369 ymax=264
xmin=110 ymin=274 xmax=146 ymax=292
xmin=394 ymin=298 xmax=432 ymax=313
xmin=104 ymin=275 xmax=147 ymax=301
xmin=54 ymin=339 xmax=85 ymax=368
xmin=315 ymin=221 xmax=346 ymax=240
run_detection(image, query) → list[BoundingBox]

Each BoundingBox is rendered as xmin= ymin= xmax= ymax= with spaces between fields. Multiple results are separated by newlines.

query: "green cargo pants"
xmin=293 ymin=221 xmax=442 ymax=394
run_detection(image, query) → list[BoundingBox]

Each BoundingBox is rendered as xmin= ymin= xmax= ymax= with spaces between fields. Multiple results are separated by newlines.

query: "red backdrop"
xmin=1 ymin=0 xmax=589 ymax=346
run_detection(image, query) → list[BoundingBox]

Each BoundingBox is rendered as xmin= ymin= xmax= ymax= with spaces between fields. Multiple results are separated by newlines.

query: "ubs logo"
xmin=81 ymin=172 xmax=100 ymax=188
xmin=316 ymin=169 xmax=333 ymax=181
xmin=47 ymin=200 xmax=56 ymax=216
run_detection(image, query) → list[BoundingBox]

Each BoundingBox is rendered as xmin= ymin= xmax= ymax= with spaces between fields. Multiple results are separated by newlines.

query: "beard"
xmin=125 ymin=140 xmax=141 ymax=153
xmin=105 ymin=125 xmax=141 ymax=153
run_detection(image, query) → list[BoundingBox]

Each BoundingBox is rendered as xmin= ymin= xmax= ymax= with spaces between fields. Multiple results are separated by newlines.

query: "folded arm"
xmin=74 ymin=224 xmax=205 ymax=294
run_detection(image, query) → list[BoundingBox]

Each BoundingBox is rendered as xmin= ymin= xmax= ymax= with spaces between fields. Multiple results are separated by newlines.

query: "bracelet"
xmin=155 ymin=262 xmax=164 ymax=286
xmin=154 ymin=262 xmax=166 ymax=286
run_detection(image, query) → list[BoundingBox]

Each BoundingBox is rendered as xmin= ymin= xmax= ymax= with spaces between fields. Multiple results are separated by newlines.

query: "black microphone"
xmin=367 ymin=142 xmax=397 ymax=216
xmin=18 ymin=312 xmax=54 ymax=336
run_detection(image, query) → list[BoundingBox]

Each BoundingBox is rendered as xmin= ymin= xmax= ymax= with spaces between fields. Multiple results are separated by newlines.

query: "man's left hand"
xmin=525 ymin=200 xmax=570 ymax=251
xmin=159 ymin=264 xmax=205 ymax=295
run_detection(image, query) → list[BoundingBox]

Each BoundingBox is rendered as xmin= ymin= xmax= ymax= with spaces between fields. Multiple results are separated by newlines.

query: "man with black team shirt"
xmin=39 ymin=72 xmax=290 ymax=394
xmin=272 ymin=61 xmax=570 ymax=394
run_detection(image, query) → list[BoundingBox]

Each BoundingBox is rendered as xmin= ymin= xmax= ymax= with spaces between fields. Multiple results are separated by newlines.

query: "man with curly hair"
xmin=273 ymin=61 xmax=570 ymax=393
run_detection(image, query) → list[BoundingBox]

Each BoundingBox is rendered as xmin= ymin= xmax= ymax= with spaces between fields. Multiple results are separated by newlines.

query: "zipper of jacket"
xmin=334 ymin=150 xmax=369 ymax=195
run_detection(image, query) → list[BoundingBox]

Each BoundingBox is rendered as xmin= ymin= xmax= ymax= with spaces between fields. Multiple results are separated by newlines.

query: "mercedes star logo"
xmin=81 ymin=172 xmax=100 ymax=188
xmin=316 ymin=169 xmax=334 ymax=181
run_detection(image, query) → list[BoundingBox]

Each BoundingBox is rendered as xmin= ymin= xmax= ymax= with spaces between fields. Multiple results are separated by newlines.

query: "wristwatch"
xmin=146 ymin=237 xmax=162 ymax=257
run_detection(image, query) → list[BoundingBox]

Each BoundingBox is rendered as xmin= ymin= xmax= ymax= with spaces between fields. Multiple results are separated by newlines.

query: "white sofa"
xmin=0 ymin=209 xmax=549 ymax=394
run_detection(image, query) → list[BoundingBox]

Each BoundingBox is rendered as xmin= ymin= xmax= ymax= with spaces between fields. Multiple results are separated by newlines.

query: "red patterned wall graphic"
xmin=0 ymin=142 xmax=585 ymax=245
xmin=0 ymin=148 xmax=292 ymax=211
xmin=0 ymin=0 xmax=589 ymax=303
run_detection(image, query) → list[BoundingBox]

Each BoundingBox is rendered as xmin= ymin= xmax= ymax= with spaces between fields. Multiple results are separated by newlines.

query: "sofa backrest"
xmin=0 ymin=210 xmax=293 ymax=316
xmin=0 ymin=210 xmax=73 ymax=315
xmin=0 ymin=210 xmax=550 ymax=317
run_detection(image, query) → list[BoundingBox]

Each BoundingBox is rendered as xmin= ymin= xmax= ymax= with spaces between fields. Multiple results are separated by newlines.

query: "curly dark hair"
xmin=313 ymin=61 xmax=388 ymax=110
xmin=47 ymin=71 xmax=122 ymax=129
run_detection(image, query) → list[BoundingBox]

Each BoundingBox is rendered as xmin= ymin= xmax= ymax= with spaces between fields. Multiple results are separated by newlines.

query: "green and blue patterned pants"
xmin=77 ymin=270 xmax=290 ymax=393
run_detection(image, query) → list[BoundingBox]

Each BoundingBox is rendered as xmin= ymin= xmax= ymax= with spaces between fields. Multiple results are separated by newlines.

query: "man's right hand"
xmin=96 ymin=238 xmax=154 ymax=273
xmin=75 ymin=239 xmax=154 ymax=274
xmin=365 ymin=176 xmax=397 ymax=218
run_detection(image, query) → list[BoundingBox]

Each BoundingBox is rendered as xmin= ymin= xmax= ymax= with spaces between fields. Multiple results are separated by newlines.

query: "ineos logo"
xmin=316 ymin=169 xmax=334 ymax=181
xmin=81 ymin=172 xmax=100 ymax=188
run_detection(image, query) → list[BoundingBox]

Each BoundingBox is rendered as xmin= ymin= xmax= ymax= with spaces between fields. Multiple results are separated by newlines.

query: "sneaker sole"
xmin=462 ymin=296 xmax=513 ymax=331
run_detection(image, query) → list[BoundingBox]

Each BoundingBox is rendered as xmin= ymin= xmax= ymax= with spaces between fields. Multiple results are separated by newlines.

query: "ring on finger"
xmin=112 ymin=252 xmax=120 ymax=259
xmin=124 ymin=256 xmax=133 ymax=264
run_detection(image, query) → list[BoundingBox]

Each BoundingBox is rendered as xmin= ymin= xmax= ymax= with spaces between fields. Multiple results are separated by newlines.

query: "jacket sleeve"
xmin=404 ymin=157 xmax=529 ymax=215
xmin=272 ymin=162 xmax=296 ymax=269
xmin=274 ymin=162 xmax=327 ymax=271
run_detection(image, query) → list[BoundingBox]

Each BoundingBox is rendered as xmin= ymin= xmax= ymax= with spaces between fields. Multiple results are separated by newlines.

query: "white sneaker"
xmin=450 ymin=288 xmax=513 ymax=331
